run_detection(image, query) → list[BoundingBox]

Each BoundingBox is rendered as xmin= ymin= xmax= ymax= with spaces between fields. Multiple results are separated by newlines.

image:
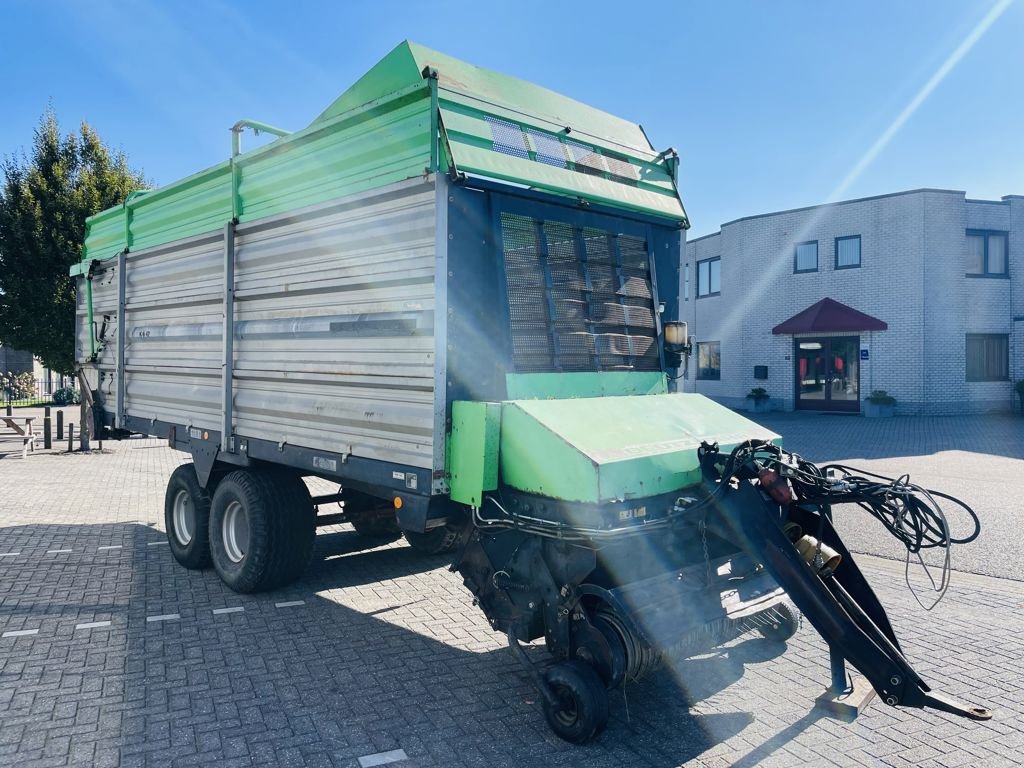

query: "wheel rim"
xmin=172 ymin=489 xmax=194 ymax=547
xmin=222 ymin=500 xmax=249 ymax=564
xmin=552 ymin=686 xmax=580 ymax=728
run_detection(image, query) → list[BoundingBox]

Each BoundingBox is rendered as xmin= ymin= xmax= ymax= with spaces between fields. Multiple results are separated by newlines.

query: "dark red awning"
xmin=772 ymin=297 xmax=887 ymax=335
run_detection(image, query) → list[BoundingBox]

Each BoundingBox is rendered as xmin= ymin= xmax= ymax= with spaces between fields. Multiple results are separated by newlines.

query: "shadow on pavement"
xmin=0 ymin=520 xmax=805 ymax=767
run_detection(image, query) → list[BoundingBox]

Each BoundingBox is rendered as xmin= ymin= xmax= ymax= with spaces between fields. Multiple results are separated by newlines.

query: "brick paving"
xmin=0 ymin=414 xmax=1022 ymax=766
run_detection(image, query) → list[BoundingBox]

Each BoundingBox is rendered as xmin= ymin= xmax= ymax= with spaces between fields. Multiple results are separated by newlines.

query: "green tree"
xmin=0 ymin=111 xmax=146 ymax=374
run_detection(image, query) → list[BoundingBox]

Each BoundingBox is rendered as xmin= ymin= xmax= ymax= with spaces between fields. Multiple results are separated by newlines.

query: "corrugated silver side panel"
xmin=97 ymin=176 xmax=439 ymax=471
xmin=231 ymin=178 xmax=437 ymax=469
xmin=123 ymin=232 xmax=224 ymax=425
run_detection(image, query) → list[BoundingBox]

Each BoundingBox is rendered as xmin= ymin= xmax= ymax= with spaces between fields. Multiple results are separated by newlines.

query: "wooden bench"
xmin=1 ymin=416 xmax=37 ymax=457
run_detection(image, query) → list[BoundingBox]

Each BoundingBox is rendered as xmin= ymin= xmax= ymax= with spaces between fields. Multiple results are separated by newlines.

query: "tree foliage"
xmin=0 ymin=111 xmax=146 ymax=374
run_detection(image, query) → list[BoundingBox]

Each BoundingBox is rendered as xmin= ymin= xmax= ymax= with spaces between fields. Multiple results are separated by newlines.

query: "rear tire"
xmin=209 ymin=470 xmax=315 ymax=593
xmin=164 ymin=464 xmax=212 ymax=570
xmin=404 ymin=523 xmax=460 ymax=555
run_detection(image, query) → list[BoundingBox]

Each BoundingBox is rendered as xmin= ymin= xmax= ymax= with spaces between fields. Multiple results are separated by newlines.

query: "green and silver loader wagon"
xmin=73 ymin=42 xmax=990 ymax=742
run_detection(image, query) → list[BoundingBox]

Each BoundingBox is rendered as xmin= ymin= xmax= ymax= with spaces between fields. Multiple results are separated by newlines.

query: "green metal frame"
xmin=74 ymin=40 xmax=687 ymax=274
xmin=449 ymin=401 xmax=502 ymax=506
xmin=505 ymin=372 xmax=667 ymax=400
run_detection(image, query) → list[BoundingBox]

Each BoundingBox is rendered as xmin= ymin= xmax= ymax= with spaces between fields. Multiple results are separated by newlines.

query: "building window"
xmin=965 ymin=334 xmax=1008 ymax=381
xmin=794 ymin=241 xmax=818 ymax=273
xmin=697 ymin=341 xmax=721 ymax=380
xmin=697 ymin=257 xmax=720 ymax=297
xmin=835 ymin=235 xmax=861 ymax=269
xmin=966 ymin=230 xmax=1008 ymax=277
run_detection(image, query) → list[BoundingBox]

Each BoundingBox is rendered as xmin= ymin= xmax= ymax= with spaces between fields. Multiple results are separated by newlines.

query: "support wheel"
xmin=164 ymin=464 xmax=212 ymax=569
xmin=209 ymin=470 xmax=315 ymax=593
xmin=758 ymin=604 xmax=799 ymax=643
xmin=404 ymin=523 xmax=460 ymax=555
xmin=541 ymin=660 xmax=609 ymax=744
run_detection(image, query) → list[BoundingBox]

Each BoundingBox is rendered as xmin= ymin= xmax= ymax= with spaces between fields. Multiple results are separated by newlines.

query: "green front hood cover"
xmin=500 ymin=393 xmax=780 ymax=503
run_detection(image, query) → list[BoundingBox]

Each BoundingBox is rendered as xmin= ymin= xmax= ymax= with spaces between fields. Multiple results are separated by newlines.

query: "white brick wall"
xmin=680 ymin=189 xmax=1021 ymax=414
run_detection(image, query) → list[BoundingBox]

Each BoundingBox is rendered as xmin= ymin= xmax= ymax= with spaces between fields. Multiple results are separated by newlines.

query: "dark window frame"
xmin=793 ymin=240 xmax=819 ymax=273
xmin=696 ymin=340 xmax=721 ymax=380
xmin=834 ymin=235 xmax=861 ymax=270
xmin=965 ymin=333 xmax=1009 ymax=382
xmin=696 ymin=256 xmax=721 ymax=298
xmin=965 ymin=230 xmax=1009 ymax=279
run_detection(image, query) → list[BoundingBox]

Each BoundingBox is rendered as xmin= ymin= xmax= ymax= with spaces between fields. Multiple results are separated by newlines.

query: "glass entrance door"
xmin=795 ymin=336 xmax=860 ymax=412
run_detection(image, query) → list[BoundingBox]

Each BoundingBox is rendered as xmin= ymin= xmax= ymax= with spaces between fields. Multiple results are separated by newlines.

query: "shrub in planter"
xmin=745 ymin=387 xmax=771 ymax=413
xmin=864 ymin=389 xmax=896 ymax=417
xmin=52 ymin=387 xmax=81 ymax=406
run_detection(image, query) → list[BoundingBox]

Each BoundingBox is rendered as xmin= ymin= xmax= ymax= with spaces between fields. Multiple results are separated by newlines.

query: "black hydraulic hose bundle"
xmin=790 ymin=461 xmax=980 ymax=553
xmin=720 ymin=439 xmax=982 ymax=609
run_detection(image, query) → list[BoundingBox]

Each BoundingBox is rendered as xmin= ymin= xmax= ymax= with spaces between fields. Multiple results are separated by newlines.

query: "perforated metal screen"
xmin=499 ymin=212 xmax=660 ymax=372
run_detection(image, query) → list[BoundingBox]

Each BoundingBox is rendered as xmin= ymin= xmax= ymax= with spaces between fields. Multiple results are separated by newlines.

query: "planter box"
xmin=746 ymin=398 xmax=772 ymax=414
xmin=863 ymin=401 xmax=894 ymax=418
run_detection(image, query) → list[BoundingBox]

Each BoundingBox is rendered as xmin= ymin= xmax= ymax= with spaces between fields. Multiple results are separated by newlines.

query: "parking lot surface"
xmin=1 ymin=411 xmax=1022 ymax=767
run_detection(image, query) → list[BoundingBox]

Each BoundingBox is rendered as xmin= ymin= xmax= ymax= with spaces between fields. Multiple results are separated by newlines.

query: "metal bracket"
xmin=436 ymin=110 xmax=465 ymax=182
xmin=190 ymin=438 xmax=219 ymax=488
xmin=221 ymin=221 xmax=236 ymax=452
xmin=115 ymin=249 xmax=127 ymax=427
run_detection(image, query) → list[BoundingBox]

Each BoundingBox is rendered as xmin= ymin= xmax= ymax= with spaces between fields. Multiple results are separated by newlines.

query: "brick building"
xmin=681 ymin=189 xmax=1023 ymax=414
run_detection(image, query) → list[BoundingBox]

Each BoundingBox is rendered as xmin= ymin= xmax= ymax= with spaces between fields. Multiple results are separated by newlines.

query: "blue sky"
xmin=2 ymin=0 xmax=1021 ymax=236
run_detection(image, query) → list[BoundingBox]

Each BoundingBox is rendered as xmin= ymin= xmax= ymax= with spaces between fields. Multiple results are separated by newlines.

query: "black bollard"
xmin=57 ymin=410 xmax=64 ymax=441
xmin=68 ymin=423 xmax=74 ymax=452
xmin=44 ymin=406 xmax=52 ymax=450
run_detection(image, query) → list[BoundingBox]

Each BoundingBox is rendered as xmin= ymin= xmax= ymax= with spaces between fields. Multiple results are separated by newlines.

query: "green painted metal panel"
xmin=499 ymin=394 xmax=781 ymax=503
xmin=500 ymin=404 xmax=602 ymax=502
xmin=448 ymin=138 xmax=683 ymax=221
xmin=128 ymin=163 xmax=232 ymax=251
xmin=505 ymin=372 xmax=667 ymax=400
xmin=316 ymin=42 xmax=651 ymax=152
xmin=82 ymin=207 xmax=127 ymax=261
xmin=81 ymin=89 xmax=431 ymax=265
xmin=77 ymin=40 xmax=687 ymax=274
xmin=314 ymin=41 xmax=422 ymax=123
xmin=237 ymin=99 xmax=431 ymax=223
xmin=449 ymin=401 xmax=502 ymax=506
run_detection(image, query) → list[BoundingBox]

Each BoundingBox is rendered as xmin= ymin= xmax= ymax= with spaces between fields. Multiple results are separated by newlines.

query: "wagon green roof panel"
xmin=76 ymin=41 xmax=686 ymax=272
xmin=315 ymin=42 xmax=652 ymax=153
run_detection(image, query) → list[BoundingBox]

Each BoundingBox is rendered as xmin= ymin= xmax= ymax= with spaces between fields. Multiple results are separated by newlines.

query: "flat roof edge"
xmin=689 ymin=187 xmax=1022 ymax=240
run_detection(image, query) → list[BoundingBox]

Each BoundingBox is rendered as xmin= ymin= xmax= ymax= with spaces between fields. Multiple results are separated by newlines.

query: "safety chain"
xmin=699 ymin=517 xmax=712 ymax=587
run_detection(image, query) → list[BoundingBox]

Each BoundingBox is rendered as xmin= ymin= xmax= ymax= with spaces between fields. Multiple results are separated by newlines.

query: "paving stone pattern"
xmin=1 ymin=414 xmax=1022 ymax=767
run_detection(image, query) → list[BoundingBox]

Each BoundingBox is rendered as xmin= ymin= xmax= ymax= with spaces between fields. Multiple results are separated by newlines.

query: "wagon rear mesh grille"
xmin=499 ymin=212 xmax=660 ymax=372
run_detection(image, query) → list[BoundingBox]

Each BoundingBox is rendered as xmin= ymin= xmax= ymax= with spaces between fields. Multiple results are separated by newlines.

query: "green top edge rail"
xmin=75 ymin=40 xmax=688 ymax=272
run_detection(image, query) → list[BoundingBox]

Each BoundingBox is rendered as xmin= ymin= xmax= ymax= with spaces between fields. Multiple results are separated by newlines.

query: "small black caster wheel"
xmin=758 ymin=604 xmax=799 ymax=643
xmin=541 ymin=660 xmax=610 ymax=744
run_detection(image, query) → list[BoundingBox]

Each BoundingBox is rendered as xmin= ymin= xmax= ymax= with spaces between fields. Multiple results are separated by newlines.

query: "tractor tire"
xmin=541 ymin=660 xmax=610 ymax=744
xmin=404 ymin=523 xmax=460 ymax=555
xmin=209 ymin=469 xmax=315 ymax=593
xmin=164 ymin=463 xmax=212 ymax=570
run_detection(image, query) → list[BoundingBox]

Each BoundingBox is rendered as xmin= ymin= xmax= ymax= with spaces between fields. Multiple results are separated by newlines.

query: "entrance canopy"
xmin=772 ymin=297 xmax=887 ymax=335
